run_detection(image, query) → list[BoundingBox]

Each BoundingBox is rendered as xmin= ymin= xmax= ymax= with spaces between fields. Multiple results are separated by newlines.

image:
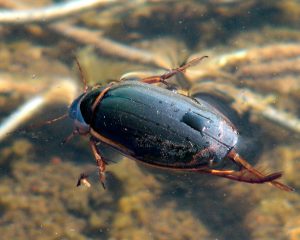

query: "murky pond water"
xmin=0 ymin=1 xmax=300 ymax=239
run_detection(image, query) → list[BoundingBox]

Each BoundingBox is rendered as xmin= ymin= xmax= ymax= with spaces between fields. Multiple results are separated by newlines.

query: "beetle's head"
xmin=69 ymin=93 xmax=90 ymax=134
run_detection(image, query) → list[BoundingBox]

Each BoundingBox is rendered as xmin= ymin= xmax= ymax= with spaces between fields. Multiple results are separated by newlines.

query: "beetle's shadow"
xmin=139 ymin=165 xmax=254 ymax=240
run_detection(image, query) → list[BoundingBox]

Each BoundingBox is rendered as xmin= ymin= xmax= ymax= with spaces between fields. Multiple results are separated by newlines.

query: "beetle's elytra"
xmin=69 ymin=57 xmax=293 ymax=191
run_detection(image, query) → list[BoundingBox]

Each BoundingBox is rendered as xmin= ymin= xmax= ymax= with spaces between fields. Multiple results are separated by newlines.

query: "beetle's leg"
xmin=61 ymin=129 xmax=79 ymax=145
xmin=227 ymin=149 xmax=294 ymax=191
xmin=61 ymin=126 xmax=91 ymax=145
xmin=141 ymin=56 xmax=208 ymax=85
xmin=89 ymin=138 xmax=107 ymax=189
xmin=198 ymin=168 xmax=282 ymax=184
xmin=91 ymin=82 xmax=115 ymax=112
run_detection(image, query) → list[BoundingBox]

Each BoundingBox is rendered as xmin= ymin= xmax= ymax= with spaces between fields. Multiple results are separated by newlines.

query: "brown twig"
xmin=0 ymin=0 xmax=117 ymax=24
xmin=0 ymin=0 xmax=163 ymax=67
xmin=50 ymin=22 xmax=161 ymax=67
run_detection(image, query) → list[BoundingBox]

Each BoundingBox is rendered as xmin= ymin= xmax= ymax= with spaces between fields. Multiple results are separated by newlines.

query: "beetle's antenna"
xmin=0 ymin=112 xmax=69 ymax=142
xmin=43 ymin=113 xmax=68 ymax=125
xmin=23 ymin=113 xmax=69 ymax=131
xmin=74 ymin=57 xmax=88 ymax=93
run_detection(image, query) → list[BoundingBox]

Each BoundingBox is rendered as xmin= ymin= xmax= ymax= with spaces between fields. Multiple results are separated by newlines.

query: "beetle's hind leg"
xmin=227 ymin=149 xmax=294 ymax=192
xmin=198 ymin=168 xmax=282 ymax=184
xmin=89 ymin=137 xmax=107 ymax=189
xmin=190 ymin=149 xmax=293 ymax=190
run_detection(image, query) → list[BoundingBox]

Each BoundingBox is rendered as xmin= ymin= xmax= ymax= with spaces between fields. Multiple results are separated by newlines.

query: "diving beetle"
xmin=68 ymin=57 xmax=293 ymax=191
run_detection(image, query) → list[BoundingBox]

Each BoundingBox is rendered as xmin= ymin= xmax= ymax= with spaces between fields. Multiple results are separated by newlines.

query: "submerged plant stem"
xmin=0 ymin=0 xmax=117 ymax=24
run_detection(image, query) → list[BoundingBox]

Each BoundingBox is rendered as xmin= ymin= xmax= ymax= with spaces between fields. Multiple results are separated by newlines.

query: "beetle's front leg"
xmin=89 ymin=137 xmax=107 ymax=189
xmin=91 ymin=82 xmax=115 ymax=112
